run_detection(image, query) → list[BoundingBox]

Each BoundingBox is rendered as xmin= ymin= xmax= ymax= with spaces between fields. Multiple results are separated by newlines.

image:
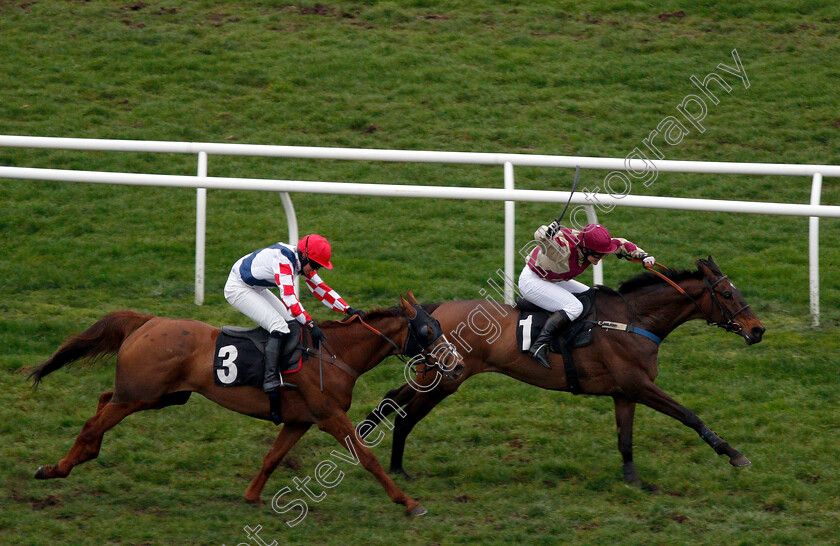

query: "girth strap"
xmin=558 ymin=343 xmax=582 ymax=395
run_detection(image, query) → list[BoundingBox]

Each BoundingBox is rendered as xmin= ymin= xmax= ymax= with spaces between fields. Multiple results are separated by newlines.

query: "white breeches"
xmin=224 ymin=268 xmax=292 ymax=334
xmin=518 ymin=265 xmax=589 ymax=320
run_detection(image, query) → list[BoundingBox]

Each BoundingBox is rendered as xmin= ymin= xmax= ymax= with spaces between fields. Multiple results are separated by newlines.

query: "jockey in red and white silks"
xmin=225 ymin=241 xmax=348 ymax=334
xmin=224 ymin=234 xmax=362 ymax=392
xmin=519 ymin=222 xmax=654 ymax=369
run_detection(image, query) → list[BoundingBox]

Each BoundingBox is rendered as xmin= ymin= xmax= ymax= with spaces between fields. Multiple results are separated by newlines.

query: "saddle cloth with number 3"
xmin=213 ymin=323 xmax=303 ymax=388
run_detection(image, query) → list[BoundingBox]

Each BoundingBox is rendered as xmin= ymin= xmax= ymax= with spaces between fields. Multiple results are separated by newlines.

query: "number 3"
xmin=216 ymin=345 xmax=239 ymax=384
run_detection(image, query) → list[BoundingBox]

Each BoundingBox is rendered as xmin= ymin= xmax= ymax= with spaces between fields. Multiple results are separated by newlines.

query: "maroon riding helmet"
xmin=580 ymin=224 xmax=620 ymax=254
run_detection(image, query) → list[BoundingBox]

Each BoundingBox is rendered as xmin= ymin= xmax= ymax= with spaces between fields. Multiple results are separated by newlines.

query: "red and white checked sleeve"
xmin=274 ymin=261 xmax=312 ymax=324
xmin=304 ymin=271 xmax=349 ymax=313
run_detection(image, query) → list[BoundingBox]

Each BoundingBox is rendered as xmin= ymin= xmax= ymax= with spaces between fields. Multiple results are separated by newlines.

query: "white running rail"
xmin=1 ymin=135 xmax=836 ymax=325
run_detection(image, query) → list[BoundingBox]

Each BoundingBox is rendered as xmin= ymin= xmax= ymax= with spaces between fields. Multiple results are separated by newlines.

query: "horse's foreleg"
xmin=245 ymin=423 xmax=312 ymax=504
xmin=390 ymin=387 xmax=454 ymax=479
xmin=634 ymin=381 xmax=750 ymax=467
xmin=35 ymin=400 xmax=151 ymax=479
xmin=613 ymin=396 xmax=641 ymax=486
xmin=357 ymin=383 xmax=415 ymax=439
xmin=318 ymin=412 xmax=426 ymax=516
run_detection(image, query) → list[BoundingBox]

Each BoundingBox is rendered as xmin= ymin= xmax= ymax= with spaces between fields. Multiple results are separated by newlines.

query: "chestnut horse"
xmin=363 ymin=258 xmax=765 ymax=488
xmin=29 ymin=292 xmax=459 ymax=516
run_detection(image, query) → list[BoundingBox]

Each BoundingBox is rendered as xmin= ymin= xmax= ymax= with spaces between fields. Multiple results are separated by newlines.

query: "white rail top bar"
xmin=2 ymin=165 xmax=839 ymax=218
xmin=1 ymin=135 xmax=840 ymax=177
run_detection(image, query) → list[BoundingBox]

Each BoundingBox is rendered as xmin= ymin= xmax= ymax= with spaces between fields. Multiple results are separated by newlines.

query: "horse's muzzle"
xmin=743 ymin=325 xmax=765 ymax=345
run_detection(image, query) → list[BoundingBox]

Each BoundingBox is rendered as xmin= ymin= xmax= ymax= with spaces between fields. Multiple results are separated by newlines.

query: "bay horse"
xmin=29 ymin=292 xmax=460 ymax=516
xmin=362 ymin=258 xmax=766 ymax=488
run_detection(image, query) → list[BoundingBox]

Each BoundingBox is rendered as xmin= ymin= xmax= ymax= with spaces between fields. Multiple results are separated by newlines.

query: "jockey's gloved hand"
xmin=546 ymin=220 xmax=561 ymax=238
xmin=642 ymin=255 xmax=656 ymax=267
xmin=345 ymin=307 xmax=365 ymax=318
xmin=306 ymin=320 xmax=326 ymax=347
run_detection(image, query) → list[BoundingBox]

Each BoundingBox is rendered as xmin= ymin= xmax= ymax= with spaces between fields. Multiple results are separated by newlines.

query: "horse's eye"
xmin=723 ymin=291 xmax=733 ymax=299
xmin=419 ymin=325 xmax=430 ymax=340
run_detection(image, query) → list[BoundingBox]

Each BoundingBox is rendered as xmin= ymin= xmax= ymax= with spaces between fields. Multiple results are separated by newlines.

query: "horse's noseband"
xmin=705 ymin=275 xmax=750 ymax=333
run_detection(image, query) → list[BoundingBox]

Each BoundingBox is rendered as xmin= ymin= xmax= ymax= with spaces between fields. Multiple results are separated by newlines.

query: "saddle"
xmin=515 ymin=289 xmax=598 ymax=395
xmin=213 ymin=322 xmax=306 ymax=389
xmin=213 ymin=322 xmax=311 ymax=425
xmin=515 ymin=289 xmax=597 ymax=351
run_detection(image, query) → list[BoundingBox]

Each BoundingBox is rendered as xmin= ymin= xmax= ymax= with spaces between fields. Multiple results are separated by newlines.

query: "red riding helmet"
xmin=580 ymin=224 xmax=620 ymax=254
xmin=298 ymin=234 xmax=334 ymax=269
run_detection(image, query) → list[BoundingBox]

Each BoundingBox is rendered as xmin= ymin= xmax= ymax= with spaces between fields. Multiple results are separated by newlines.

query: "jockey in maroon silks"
xmin=224 ymin=234 xmax=363 ymax=392
xmin=519 ymin=222 xmax=655 ymax=369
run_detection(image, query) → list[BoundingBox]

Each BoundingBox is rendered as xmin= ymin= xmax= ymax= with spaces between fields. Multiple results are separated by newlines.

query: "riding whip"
xmin=548 ymin=165 xmax=581 ymax=237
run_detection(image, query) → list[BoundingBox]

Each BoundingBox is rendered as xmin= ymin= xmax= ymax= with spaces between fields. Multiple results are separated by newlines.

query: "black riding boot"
xmin=529 ymin=310 xmax=572 ymax=369
xmin=263 ymin=331 xmax=297 ymax=393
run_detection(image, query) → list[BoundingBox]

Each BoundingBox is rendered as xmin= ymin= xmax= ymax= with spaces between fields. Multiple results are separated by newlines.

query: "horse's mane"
xmin=618 ymin=267 xmax=703 ymax=295
xmin=319 ymin=302 xmax=441 ymax=328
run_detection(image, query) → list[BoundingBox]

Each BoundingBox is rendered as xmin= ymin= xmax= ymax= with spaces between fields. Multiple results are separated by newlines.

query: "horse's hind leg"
xmin=634 ymin=380 xmax=750 ymax=467
xmin=35 ymin=399 xmax=152 ymax=479
xmin=96 ymin=391 xmax=114 ymax=413
xmin=245 ymin=423 xmax=312 ymax=504
xmin=318 ymin=412 xmax=426 ymax=516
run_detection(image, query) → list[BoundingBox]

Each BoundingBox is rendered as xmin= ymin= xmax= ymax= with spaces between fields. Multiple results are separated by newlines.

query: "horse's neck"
xmin=325 ymin=316 xmax=404 ymax=376
xmin=621 ymin=280 xmax=708 ymax=338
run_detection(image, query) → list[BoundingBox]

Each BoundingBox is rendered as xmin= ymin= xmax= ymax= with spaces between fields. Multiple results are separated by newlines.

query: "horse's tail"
xmin=29 ymin=310 xmax=155 ymax=388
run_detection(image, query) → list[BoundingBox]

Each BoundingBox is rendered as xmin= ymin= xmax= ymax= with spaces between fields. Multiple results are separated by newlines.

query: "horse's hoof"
xmin=390 ymin=468 xmax=415 ymax=481
xmin=407 ymin=504 xmax=427 ymax=517
xmin=641 ymin=483 xmax=661 ymax=494
xmin=622 ymin=462 xmax=641 ymax=486
xmin=34 ymin=465 xmax=50 ymax=480
xmin=730 ymin=454 xmax=751 ymax=467
xmin=245 ymin=496 xmax=265 ymax=505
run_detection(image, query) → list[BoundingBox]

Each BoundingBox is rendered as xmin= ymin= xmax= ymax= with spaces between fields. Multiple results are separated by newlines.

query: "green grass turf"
xmin=1 ymin=1 xmax=839 ymax=544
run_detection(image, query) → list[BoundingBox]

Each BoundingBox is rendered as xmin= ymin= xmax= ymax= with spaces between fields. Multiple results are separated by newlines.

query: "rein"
xmin=637 ymin=260 xmax=748 ymax=334
xmin=338 ymin=313 xmax=412 ymax=365
xmin=339 ymin=311 xmax=455 ymax=380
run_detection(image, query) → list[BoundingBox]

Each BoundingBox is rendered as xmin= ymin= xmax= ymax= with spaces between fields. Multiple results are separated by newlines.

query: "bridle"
xmin=641 ymin=261 xmax=750 ymax=334
xmin=340 ymin=310 xmax=460 ymax=377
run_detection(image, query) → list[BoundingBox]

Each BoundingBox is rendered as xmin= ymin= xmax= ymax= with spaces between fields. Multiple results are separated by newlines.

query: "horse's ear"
xmin=399 ymin=294 xmax=416 ymax=317
xmin=698 ymin=256 xmax=722 ymax=276
xmin=406 ymin=289 xmax=418 ymax=305
xmin=697 ymin=256 xmax=713 ymax=268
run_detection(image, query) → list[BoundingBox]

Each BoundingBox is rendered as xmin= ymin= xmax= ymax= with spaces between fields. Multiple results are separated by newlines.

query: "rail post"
xmin=195 ymin=152 xmax=208 ymax=305
xmin=810 ymin=173 xmax=822 ymax=326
